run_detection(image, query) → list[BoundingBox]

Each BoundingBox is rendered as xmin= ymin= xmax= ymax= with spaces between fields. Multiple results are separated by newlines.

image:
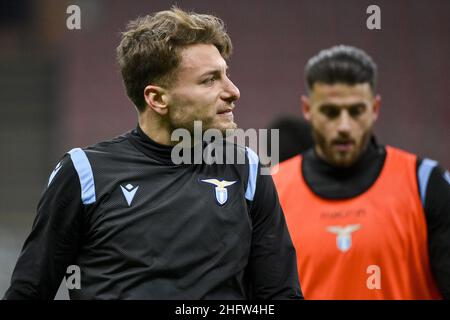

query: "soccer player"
xmin=4 ymin=8 xmax=301 ymax=300
xmin=272 ymin=45 xmax=450 ymax=299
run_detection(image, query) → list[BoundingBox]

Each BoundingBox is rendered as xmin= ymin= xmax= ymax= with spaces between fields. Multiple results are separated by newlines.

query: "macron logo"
xmin=120 ymin=183 xmax=139 ymax=206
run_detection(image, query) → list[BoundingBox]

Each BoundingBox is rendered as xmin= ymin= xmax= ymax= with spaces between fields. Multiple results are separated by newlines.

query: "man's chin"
xmin=210 ymin=121 xmax=238 ymax=134
xmin=330 ymin=154 xmax=358 ymax=167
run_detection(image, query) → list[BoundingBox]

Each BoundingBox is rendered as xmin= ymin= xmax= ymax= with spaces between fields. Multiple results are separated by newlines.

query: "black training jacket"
xmin=4 ymin=126 xmax=302 ymax=300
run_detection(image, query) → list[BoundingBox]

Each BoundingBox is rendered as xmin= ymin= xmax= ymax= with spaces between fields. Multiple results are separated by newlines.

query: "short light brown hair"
xmin=117 ymin=7 xmax=233 ymax=112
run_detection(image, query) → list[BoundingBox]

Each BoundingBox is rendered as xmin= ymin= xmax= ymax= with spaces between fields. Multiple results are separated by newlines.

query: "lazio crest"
xmin=327 ymin=224 xmax=361 ymax=252
xmin=200 ymin=179 xmax=237 ymax=205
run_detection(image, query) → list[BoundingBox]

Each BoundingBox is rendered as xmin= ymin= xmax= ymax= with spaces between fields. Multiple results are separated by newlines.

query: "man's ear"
xmin=144 ymin=85 xmax=169 ymax=116
xmin=372 ymin=94 xmax=381 ymax=121
xmin=301 ymin=95 xmax=312 ymax=122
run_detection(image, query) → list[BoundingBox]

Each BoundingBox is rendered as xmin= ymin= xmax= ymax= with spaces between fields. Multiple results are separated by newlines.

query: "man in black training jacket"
xmin=4 ymin=7 xmax=302 ymax=300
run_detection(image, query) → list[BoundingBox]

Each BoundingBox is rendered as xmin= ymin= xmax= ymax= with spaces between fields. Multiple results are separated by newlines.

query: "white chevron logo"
xmin=201 ymin=179 xmax=237 ymax=205
xmin=120 ymin=183 xmax=139 ymax=206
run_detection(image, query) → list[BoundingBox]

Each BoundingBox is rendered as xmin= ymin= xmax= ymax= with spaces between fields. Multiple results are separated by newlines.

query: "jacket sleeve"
xmin=246 ymin=153 xmax=303 ymax=300
xmin=3 ymin=154 xmax=84 ymax=300
xmin=418 ymin=159 xmax=450 ymax=299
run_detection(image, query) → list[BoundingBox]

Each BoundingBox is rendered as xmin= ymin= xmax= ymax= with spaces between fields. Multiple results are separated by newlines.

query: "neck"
xmin=138 ymin=112 xmax=175 ymax=146
xmin=302 ymin=138 xmax=385 ymax=199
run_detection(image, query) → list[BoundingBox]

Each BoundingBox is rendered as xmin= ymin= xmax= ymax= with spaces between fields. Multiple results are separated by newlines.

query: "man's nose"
xmin=221 ymin=77 xmax=240 ymax=103
xmin=337 ymin=110 xmax=352 ymax=133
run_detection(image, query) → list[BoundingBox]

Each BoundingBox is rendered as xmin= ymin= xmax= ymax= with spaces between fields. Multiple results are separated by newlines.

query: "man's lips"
xmin=217 ymin=109 xmax=234 ymax=121
xmin=217 ymin=109 xmax=233 ymax=114
xmin=332 ymin=140 xmax=355 ymax=152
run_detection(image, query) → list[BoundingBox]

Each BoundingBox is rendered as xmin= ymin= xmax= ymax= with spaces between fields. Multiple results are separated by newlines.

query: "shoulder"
xmin=416 ymin=156 xmax=448 ymax=201
xmin=388 ymin=145 xmax=449 ymax=205
xmin=46 ymin=153 xmax=78 ymax=188
xmin=385 ymin=145 xmax=417 ymax=163
xmin=384 ymin=145 xmax=444 ymax=174
xmin=67 ymin=130 xmax=143 ymax=169
xmin=272 ymin=155 xmax=301 ymax=179
xmin=83 ymin=131 xmax=134 ymax=155
xmin=51 ymin=131 xmax=134 ymax=204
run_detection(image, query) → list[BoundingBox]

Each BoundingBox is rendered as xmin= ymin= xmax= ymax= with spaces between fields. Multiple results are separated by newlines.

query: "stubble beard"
xmin=313 ymin=127 xmax=373 ymax=168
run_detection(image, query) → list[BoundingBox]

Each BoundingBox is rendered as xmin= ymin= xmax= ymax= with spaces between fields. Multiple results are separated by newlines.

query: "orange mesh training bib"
xmin=273 ymin=146 xmax=441 ymax=299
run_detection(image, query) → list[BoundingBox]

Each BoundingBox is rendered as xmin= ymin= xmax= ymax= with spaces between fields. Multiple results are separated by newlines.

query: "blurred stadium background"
xmin=0 ymin=0 xmax=449 ymax=299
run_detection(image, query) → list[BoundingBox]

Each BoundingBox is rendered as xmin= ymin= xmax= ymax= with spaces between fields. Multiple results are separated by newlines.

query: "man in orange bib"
xmin=272 ymin=45 xmax=450 ymax=299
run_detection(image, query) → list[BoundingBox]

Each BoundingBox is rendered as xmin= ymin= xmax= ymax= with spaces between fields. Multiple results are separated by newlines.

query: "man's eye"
xmin=349 ymin=105 xmax=365 ymax=117
xmin=322 ymin=107 xmax=340 ymax=119
xmin=202 ymin=78 xmax=215 ymax=85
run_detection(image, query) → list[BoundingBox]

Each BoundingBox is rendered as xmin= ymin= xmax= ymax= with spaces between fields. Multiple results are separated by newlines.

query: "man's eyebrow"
xmin=348 ymin=103 xmax=366 ymax=108
xmin=199 ymin=65 xmax=229 ymax=78
xmin=319 ymin=102 xmax=366 ymax=109
xmin=199 ymin=69 xmax=220 ymax=77
xmin=319 ymin=103 xmax=340 ymax=109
